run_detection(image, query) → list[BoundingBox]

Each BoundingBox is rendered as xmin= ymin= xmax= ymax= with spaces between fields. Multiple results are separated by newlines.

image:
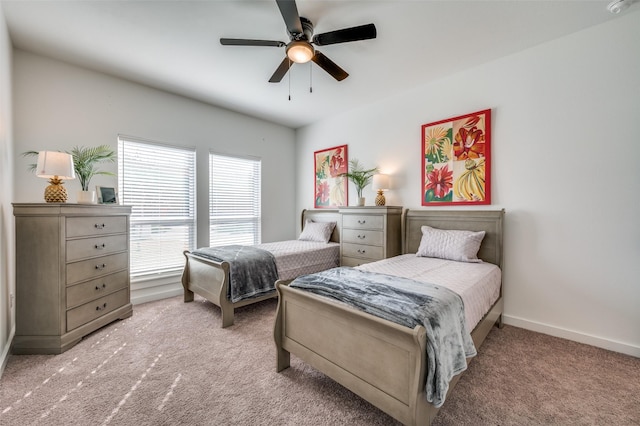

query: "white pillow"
xmin=416 ymin=225 xmax=485 ymax=263
xmin=298 ymin=220 xmax=336 ymax=243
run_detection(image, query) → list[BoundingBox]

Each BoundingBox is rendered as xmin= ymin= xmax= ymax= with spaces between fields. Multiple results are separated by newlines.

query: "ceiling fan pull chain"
xmin=310 ymin=62 xmax=313 ymax=93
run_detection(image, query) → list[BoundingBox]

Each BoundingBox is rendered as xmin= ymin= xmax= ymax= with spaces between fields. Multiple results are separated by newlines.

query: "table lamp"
xmin=372 ymin=174 xmax=390 ymax=206
xmin=36 ymin=151 xmax=76 ymax=203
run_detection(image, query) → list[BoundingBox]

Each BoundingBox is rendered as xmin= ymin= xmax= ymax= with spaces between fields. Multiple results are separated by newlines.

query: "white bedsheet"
xmin=256 ymin=240 xmax=340 ymax=281
xmin=356 ymin=254 xmax=501 ymax=330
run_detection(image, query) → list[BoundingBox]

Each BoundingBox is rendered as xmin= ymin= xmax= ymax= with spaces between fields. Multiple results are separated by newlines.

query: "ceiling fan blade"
xmin=269 ymin=57 xmax=292 ymax=83
xmin=312 ymin=23 xmax=377 ymax=46
xmin=276 ymin=0 xmax=303 ymax=35
xmin=220 ymin=38 xmax=285 ymax=47
xmin=312 ymin=51 xmax=348 ymax=81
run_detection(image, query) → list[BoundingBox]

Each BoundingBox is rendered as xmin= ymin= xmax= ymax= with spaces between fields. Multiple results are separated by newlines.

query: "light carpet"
xmin=1 ymin=295 xmax=638 ymax=425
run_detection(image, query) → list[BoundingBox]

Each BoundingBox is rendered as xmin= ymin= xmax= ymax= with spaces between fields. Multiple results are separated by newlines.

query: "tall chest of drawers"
xmin=339 ymin=206 xmax=403 ymax=267
xmin=13 ymin=203 xmax=133 ymax=354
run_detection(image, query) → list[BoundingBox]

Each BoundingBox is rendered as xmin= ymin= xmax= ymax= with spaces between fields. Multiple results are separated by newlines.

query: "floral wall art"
xmin=314 ymin=145 xmax=348 ymax=208
xmin=421 ymin=109 xmax=491 ymax=206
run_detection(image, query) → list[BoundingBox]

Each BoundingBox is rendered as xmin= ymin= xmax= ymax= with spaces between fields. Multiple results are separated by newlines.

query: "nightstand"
xmin=339 ymin=206 xmax=402 ymax=267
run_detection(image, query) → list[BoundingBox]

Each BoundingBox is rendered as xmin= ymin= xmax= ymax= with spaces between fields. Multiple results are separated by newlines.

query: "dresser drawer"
xmin=66 ymin=252 xmax=129 ymax=285
xmin=66 ymin=234 xmax=128 ymax=262
xmin=342 ymin=229 xmax=384 ymax=246
xmin=66 ymin=216 xmax=127 ymax=238
xmin=66 ymin=288 xmax=129 ymax=331
xmin=341 ymin=256 xmax=375 ymax=267
xmin=342 ymin=214 xmax=384 ymax=230
xmin=342 ymin=242 xmax=383 ymax=261
xmin=66 ymin=270 xmax=129 ymax=308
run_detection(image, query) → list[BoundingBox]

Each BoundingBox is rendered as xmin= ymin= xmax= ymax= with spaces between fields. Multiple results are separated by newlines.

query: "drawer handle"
xmin=95 ymin=243 xmax=106 ymax=249
xmin=357 ymin=249 xmax=366 ymax=254
xmin=95 ymin=263 xmax=106 ymax=270
xmin=96 ymin=303 xmax=107 ymax=311
xmin=358 ymin=220 xmax=366 ymax=224
xmin=357 ymin=235 xmax=366 ymax=239
xmin=95 ymin=283 xmax=107 ymax=291
xmin=94 ymin=223 xmax=106 ymax=229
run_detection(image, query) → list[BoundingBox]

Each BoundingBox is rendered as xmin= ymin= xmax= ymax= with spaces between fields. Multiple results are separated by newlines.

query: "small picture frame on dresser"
xmin=97 ymin=186 xmax=119 ymax=204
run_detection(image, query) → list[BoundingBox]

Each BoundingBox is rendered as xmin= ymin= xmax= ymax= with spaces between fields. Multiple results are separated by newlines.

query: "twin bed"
xmin=181 ymin=209 xmax=341 ymax=327
xmin=182 ymin=207 xmax=504 ymax=425
xmin=274 ymin=209 xmax=504 ymax=425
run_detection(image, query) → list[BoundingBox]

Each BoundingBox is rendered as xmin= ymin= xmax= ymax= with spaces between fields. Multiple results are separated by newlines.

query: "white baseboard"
xmin=130 ymin=273 xmax=183 ymax=306
xmin=131 ymin=283 xmax=183 ymax=306
xmin=0 ymin=326 xmax=15 ymax=378
xmin=503 ymin=314 xmax=640 ymax=358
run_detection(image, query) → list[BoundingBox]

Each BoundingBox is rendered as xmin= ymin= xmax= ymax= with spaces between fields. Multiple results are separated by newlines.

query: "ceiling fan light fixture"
xmin=286 ymin=41 xmax=314 ymax=63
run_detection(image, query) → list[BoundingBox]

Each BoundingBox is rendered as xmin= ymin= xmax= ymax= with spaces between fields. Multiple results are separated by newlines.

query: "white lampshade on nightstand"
xmin=36 ymin=151 xmax=76 ymax=203
xmin=372 ymin=174 xmax=390 ymax=206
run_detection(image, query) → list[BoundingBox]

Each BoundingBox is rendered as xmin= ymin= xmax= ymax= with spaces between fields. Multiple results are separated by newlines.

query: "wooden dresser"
xmin=13 ymin=203 xmax=133 ymax=354
xmin=339 ymin=206 xmax=403 ymax=267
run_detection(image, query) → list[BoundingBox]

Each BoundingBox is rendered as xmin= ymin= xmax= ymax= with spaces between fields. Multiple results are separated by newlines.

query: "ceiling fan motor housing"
xmin=298 ymin=17 xmax=314 ymax=41
xmin=285 ymin=17 xmax=315 ymax=63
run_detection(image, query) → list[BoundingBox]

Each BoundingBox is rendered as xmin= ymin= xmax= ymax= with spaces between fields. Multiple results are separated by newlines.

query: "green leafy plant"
xmin=23 ymin=145 xmax=116 ymax=191
xmin=340 ymin=158 xmax=379 ymax=199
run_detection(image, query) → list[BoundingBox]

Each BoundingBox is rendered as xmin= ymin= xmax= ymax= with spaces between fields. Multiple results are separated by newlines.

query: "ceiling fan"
xmin=220 ymin=0 xmax=377 ymax=83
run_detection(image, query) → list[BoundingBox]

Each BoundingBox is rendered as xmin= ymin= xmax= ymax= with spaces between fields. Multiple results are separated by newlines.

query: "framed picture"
xmin=421 ymin=109 xmax=491 ymax=206
xmin=314 ymin=145 xmax=348 ymax=208
xmin=96 ymin=186 xmax=119 ymax=204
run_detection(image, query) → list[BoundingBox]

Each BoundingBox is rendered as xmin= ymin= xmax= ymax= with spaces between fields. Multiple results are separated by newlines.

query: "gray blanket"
xmin=192 ymin=245 xmax=279 ymax=303
xmin=289 ymin=267 xmax=477 ymax=408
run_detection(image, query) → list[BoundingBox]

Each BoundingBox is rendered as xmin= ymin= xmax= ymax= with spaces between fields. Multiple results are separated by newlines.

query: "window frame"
xmin=117 ymin=135 xmax=197 ymax=279
xmin=209 ymin=151 xmax=262 ymax=247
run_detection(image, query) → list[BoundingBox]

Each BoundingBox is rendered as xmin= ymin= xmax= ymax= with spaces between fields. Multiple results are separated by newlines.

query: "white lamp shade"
xmin=36 ymin=151 xmax=76 ymax=180
xmin=372 ymin=174 xmax=390 ymax=191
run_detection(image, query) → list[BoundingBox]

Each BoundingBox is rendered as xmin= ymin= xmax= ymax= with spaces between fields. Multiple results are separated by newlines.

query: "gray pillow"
xmin=416 ymin=225 xmax=485 ymax=262
xmin=298 ymin=220 xmax=336 ymax=243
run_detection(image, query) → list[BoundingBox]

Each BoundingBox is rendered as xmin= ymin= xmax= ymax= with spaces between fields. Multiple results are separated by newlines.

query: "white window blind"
xmin=118 ymin=136 xmax=196 ymax=278
xmin=209 ymin=153 xmax=261 ymax=246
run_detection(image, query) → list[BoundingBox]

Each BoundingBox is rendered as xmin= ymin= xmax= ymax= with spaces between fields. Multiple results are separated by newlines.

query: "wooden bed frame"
xmin=181 ymin=209 xmax=341 ymax=328
xmin=274 ymin=209 xmax=504 ymax=425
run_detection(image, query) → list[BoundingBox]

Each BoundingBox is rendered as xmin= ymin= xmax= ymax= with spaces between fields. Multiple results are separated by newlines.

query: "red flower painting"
xmin=421 ymin=109 xmax=491 ymax=206
xmin=314 ymin=145 xmax=348 ymax=208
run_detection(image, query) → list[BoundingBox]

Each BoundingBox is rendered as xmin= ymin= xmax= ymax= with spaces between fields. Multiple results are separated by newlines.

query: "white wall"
xmin=12 ymin=50 xmax=297 ymax=304
xmin=0 ymin=4 xmax=14 ymax=375
xmin=296 ymin=11 xmax=640 ymax=356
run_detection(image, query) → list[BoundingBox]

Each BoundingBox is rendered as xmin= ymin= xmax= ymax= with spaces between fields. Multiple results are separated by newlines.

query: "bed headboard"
xmin=301 ymin=209 xmax=342 ymax=243
xmin=404 ymin=209 xmax=505 ymax=268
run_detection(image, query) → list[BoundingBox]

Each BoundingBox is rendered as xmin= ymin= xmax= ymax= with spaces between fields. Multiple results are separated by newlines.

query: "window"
xmin=209 ymin=153 xmax=261 ymax=246
xmin=118 ymin=136 xmax=196 ymax=278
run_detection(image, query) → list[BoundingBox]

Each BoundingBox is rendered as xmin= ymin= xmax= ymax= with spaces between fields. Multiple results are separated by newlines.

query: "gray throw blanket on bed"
xmin=192 ymin=245 xmax=279 ymax=303
xmin=289 ymin=267 xmax=477 ymax=408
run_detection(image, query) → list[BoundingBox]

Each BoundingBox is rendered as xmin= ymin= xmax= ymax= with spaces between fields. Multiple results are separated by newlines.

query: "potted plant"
xmin=24 ymin=145 xmax=116 ymax=203
xmin=340 ymin=159 xmax=379 ymax=206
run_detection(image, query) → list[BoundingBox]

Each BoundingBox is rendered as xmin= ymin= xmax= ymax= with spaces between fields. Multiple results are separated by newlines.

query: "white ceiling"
xmin=1 ymin=0 xmax=626 ymax=129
